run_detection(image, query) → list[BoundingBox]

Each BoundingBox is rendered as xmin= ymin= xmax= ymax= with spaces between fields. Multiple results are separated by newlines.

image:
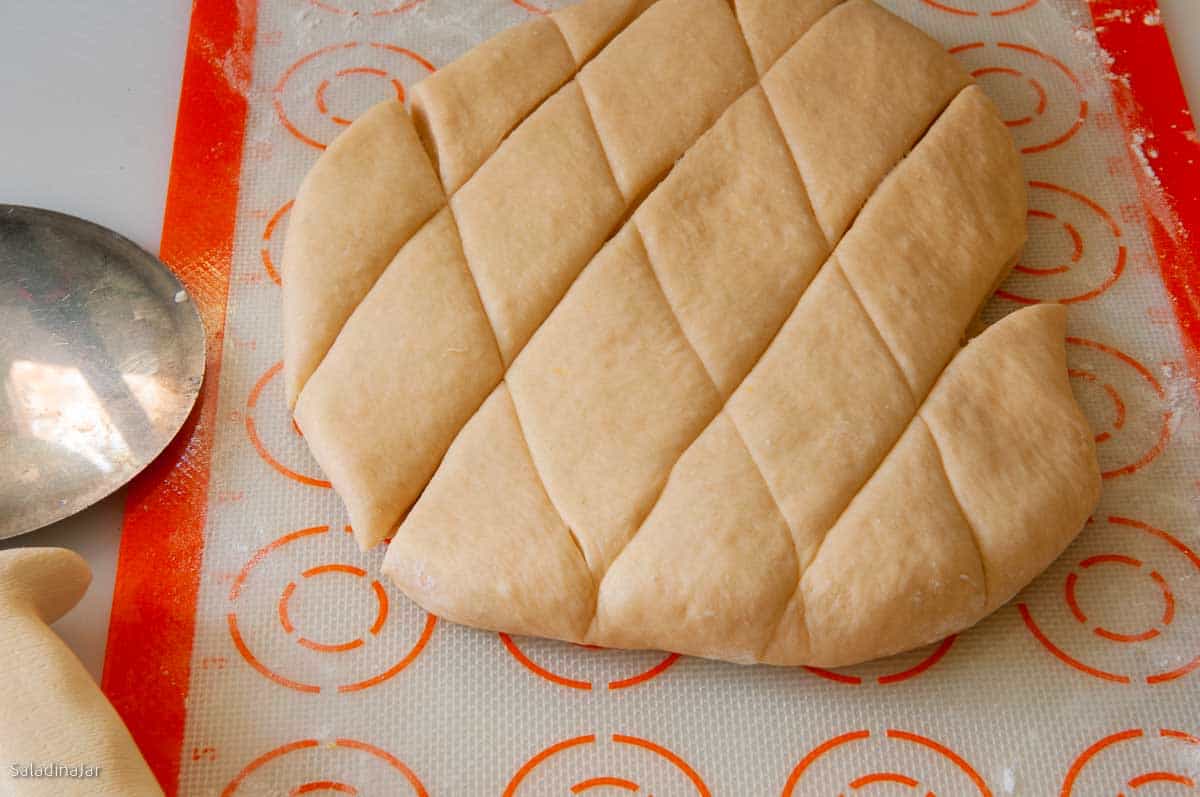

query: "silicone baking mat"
xmin=102 ymin=0 xmax=1200 ymax=793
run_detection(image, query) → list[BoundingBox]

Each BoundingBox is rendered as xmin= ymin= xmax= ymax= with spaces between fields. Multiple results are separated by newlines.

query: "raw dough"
xmin=0 ymin=548 xmax=163 ymax=795
xmin=282 ymin=0 xmax=1100 ymax=666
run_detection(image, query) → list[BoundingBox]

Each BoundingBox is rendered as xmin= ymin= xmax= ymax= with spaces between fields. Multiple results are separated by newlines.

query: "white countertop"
xmin=2 ymin=0 xmax=1199 ymax=683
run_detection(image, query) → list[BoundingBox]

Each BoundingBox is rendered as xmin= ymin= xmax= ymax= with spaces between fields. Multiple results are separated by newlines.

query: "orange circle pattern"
xmin=222 ymin=737 xmax=427 ymax=796
xmin=1064 ymin=338 xmax=1172 ymax=479
xmin=781 ymin=728 xmax=990 ymax=796
xmin=503 ymin=733 xmax=710 ymax=796
xmin=227 ymin=525 xmax=436 ymax=693
xmin=920 ymin=0 xmax=1041 ymax=16
xmin=1065 ymin=553 xmax=1173 ymax=643
xmin=499 ymin=633 xmax=680 ymax=691
xmin=996 ymin=181 xmax=1126 ymax=305
xmin=245 ymin=361 xmax=331 ymax=488
xmin=1019 ymin=516 xmax=1200 ymax=685
xmin=949 ymin=42 xmax=1087 ymax=155
xmin=803 ymin=635 xmax=957 ymax=686
xmin=260 ymin=200 xmax=293 ymax=286
xmin=1061 ymin=728 xmax=1200 ymax=795
xmin=276 ymin=563 xmax=388 ymax=653
xmin=274 ymin=42 xmax=434 ymax=150
xmin=308 ymin=0 xmax=427 ymax=16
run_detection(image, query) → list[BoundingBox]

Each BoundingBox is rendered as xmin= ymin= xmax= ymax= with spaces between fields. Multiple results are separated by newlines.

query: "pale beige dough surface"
xmin=0 ymin=548 xmax=163 ymax=796
xmin=282 ymin=101 xmax=444 ymax=407
xmin=281 ymin=0 xmax=1101 ymax=667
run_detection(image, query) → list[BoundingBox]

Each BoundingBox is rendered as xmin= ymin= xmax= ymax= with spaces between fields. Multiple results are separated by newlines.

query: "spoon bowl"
xmin=0 ymin=205 xmax=205 ymax=539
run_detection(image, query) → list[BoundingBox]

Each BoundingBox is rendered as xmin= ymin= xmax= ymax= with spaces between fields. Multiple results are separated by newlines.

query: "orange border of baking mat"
xmin=100 ymin=1 xmax=1200 ymax=794
xmin=100 ymin=0 xmax=258 ymax=792
xmin=1089 ymin=0 xmax=1200 ymax=387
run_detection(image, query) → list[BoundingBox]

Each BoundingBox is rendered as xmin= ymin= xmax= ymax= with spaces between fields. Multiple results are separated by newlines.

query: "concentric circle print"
xmin=950 ymin=41 xmax=1086 ymax=155
xmin=997 ymin=181 xmax=1125 ymax=304
xmin=503 ymin=733 xmax=709 ymax=796
xmin=222 ymin=737 xmax=427 ymax=796
xmin=781 ymin=728 xmax=990 ymax=796
xmin=1061 ymin=728 xmax=1199 ymax=795
xmin=260 ymin=200 xmax=292 ymax=286
xmin=803 ymin=636 xmax=957 ymax=687
xmin=227 ymin=525 xmax=436 ymax=693
xmin=307 ymin=0 xmax=427 ymax=16
xmin=275 ymin=42 xmax=434 ymax=149
xmin=1020 ymin=516 xmax=1200 ymax=684
xmin=499 ymin=633 xmax=680 ymax=691
xmin=920 ymin=0 xmax=1040 ymax=16
xmin=245 ymin=362 xmax=331 ymax=488
xmin=1065 ymin=338 xmax=1172 ymax=479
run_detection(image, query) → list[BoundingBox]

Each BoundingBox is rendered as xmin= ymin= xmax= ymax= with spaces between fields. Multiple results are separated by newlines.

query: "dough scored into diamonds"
xmin=282 ymin=0 xmax=1101 ymax=667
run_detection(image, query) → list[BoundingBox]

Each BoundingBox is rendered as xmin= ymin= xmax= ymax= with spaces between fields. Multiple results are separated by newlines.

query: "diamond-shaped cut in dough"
xmin=508 ymin=226 xmax=723 ymax=579
xmin=577 ymin=0 xmax=757 ymax=201
xmin=798 ymin=418 xmax=987 ymax=666
xmin=728 ymin=262 xmax=918 ymax=574
xmin=411 ymin=16 xmax=577 ymax=194
xmin=294 ymin=209 xmax=503 ymax=541
xmin=762 ymin=0 xmax=970 ymax=243
xmin=552 ymin=0 xmax=658 ymax=64
xmin=451 ymin=81 xmax=625 ymax=365
xmin=385 ymin=384 xmax=594 ymax=641
xmin=735 ymin=0 xmax=844 ymax=73
xmin=282 ymin=101 xmax=444 ymax=406
xmin=635 ymin=86 xmax=828 ymax=397
xmin=592 ymin=412 xmax=798 ymax=663
xmin=837 ymin=85 xmax=1027 ymax=398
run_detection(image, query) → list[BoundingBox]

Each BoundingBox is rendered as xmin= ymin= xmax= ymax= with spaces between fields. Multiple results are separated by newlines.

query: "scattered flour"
xmin=1130 ymin=130 xmax=1165 ymax=189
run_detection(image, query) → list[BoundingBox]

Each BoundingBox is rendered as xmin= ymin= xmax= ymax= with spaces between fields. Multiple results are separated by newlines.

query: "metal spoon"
xmin=0 ymin=205 xmax=205 ymax=539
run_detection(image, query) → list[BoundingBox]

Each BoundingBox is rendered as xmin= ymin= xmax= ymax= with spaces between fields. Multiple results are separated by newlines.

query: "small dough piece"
xmin=552 ymin=0 xmax=658 ymax=64
xmin=452 ymin=82 xmax=626 ymax=365
xmin=507 ymin=226 xmax=722 ymax=579
xmin=282 ymin=101 xmax=444 ymax=406
xmin=734 ymin=0 xmax=845 ymax=74
xmin=837 ymin=85 xmax=1027 ymax=398
xmin=635 ymin=86 xmax=829 ymax=397
xmin=799 ymin=419 xmax=987 ymax=667
xmin=411 ymin=16 xmax=577 ymax=194
xmin=921 ymin=304 xmax=1101 ymax=610
xmin=762 ymin=0 xmax=969 ymax=242
xmin=728 ymin=263 xmax=917 ymax=574
xmin=578 ymin=0 xmax=757 ymax=201
xmin=0 ymin=548 xmax=164 ymax=796
xmin=593 ymin=412 xmax=798 ymax=663
xmin=383 ymin=385 xmax=594 ymax=641
xmin=295 ymin=209 xmax=503 ymax=549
